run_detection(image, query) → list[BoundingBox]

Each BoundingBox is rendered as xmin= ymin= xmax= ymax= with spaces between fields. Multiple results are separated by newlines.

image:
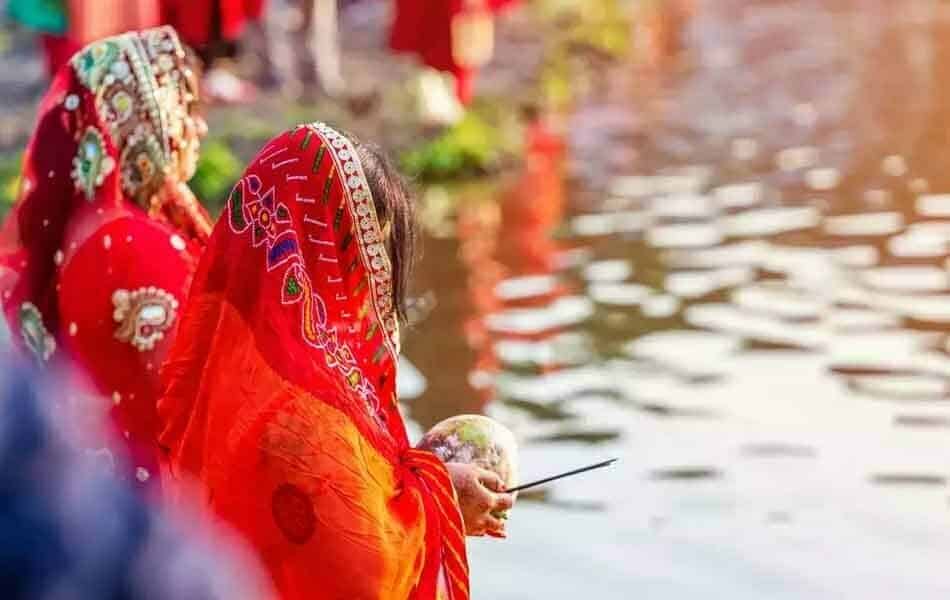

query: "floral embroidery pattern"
xmin=112 ymin=287 xmax=179 ymax=351
xmin=228 ymin=158 xmax=379 ymax=413
xmin=281 ymin=263 xmax=370 ymax=395
xmin=72 ymin=38 xmax=122 ymax=90
xmin=120 ymin=124 xmax=166 ymax=197
xmin=18 ymin=302 xmax=56 ymax=362
xmin=71 ymin=127 xmax=115 ymax=200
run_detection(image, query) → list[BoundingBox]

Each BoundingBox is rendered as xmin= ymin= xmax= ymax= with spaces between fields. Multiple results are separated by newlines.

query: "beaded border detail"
xmin=306 ymin=122 xmax=399 ymax=360
xmin=70 ymin=27 xmax=195 ymax=204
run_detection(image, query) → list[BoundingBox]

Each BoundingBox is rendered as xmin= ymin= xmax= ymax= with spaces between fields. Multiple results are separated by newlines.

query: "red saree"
xmin=0 ymin=27 xmax=212 ymax=486
xmin=158 ymin=123 xmax=469 ymax=600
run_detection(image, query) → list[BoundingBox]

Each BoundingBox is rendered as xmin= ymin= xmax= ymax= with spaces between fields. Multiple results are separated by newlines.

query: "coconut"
xmin=417 ymin=414 xmax=519 ymax=492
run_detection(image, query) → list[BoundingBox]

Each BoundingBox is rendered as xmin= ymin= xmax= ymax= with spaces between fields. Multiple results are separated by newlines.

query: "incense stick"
xmin=503 ymin=458 xmax=618 ymax=494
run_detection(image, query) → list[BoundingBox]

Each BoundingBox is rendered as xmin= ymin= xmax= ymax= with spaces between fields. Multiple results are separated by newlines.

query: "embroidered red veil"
xmin=158 ymin=123 xmax=469 ymax=600
xmin=0 ymin=27 xmax=212 ymax=485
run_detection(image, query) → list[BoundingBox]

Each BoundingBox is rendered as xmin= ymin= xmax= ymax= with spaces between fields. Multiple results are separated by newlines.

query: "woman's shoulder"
xmin=56 ymin=208 xmax=202 ymax=409
xmin=62 ymin=205 xmax=188 ymax=265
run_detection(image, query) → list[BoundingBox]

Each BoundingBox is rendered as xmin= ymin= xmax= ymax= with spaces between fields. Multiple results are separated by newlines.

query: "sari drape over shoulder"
xmin=0 ymin=27 xmax=212 ymax=485
xmin=158 ymin=124 xmax=469 ymax=600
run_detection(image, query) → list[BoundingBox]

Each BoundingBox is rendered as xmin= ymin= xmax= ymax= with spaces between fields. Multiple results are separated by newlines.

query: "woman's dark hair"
xmin=353 ymin=140 xmax=418 ymax=324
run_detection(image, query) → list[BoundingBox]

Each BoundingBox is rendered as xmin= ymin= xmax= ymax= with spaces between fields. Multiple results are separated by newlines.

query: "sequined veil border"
xmin=303 ymin=122 xmax=400 ymax=361
xmin=68 ymin=26 xmax=197 ymax=206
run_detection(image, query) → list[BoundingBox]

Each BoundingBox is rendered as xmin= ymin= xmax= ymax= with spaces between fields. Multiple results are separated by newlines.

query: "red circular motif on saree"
xmin=271 ymin=483 xmax=316 ymax=545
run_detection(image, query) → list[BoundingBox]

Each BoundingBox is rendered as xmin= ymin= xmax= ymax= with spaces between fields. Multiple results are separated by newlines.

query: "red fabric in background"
xmin=37 ymin=1 xmax=161 ymax=77
xmin=68 ymin=0 xmax=162 ymax=45
xmin=390 ymin=0 xmax=517 ymax=104
xmin=39 ymin=34 xmax=80 ymax=78
xmin=163 ymin=0 xmax=267 ymax=47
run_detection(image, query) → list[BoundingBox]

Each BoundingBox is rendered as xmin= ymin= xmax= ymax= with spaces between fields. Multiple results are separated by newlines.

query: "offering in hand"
xmin=418 ymin=414 xmax=519 ymax=493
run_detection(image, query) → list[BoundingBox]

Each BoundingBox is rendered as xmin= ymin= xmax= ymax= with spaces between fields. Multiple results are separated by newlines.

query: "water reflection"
xmin=406 ymin=0 xmax=950 ymax=597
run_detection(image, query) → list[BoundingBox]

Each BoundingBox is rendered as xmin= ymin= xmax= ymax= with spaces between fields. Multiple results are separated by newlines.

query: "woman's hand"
xmin=446 ymin=462 xmax=515 ymax=538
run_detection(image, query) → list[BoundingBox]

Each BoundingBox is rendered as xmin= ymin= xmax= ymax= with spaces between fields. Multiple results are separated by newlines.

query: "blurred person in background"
xmin=0 ymin=351 xmax=272 ymax=599
xmin=249 ymin=1 xmax=371 ymax=107
xmin=68 ymin=0 xmax=162 ymax=52
xmin=456 ymin=104 xmax=568 ymax=410
xmin=501 ymin=104 xmax=566 ymax=274
xmin=390 ymin=0 xmax=517 ymax=125
xmin=159 ymin=123 xmax=514 ymax=599
xmin=163 ymin=0 xmax=268 ymax=103
xmin=7 ymin=0 xmax=162 ymax=78
xmin=456 ymin=190 xmax=504 ymax=409
xmin=0 ymin=27 xmax=212 ymax=490
xmin=291 ymin=0 xmax=345 ymax=98
xmin=284 ymin=0 xmax=382 ymax=115
xmin=6 ymin=0 xmax=76 ymax=78
xmin=635 ymin=0 xmax=694 ymax=70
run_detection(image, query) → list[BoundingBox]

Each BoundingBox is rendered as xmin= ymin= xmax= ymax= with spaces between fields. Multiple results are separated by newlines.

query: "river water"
xmin=403 ymin=1 xmax=950 ymax=598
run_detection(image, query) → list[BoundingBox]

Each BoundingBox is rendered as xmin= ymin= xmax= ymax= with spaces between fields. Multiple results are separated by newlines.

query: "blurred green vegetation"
xmin=189 ymin=139 xmax=243 ymax=214
xmin=0 ymin=29 xmax=12 ymax=55
xmin=0 ymin=141 xmax=243 ymax=219
xmin=535 ymin=0 xmax=632 ymax=57
xmin=401 ymin=109 xmax=517 ymax=182
xmin=0 ymin=153 xmax=22 ymax=216
xmin=192 ymin=98 xmax=352 ymax=209
xmin=533 ymin=0 xmax=633 ymax=111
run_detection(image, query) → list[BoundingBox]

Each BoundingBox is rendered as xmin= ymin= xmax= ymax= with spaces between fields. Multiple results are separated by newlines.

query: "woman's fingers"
xmin=477 ymin=469 xmax=505 ymax=492
xmin=476 ymin=511 xmax=508 ymax=538
xmin=492 ymin=492 xmax=515 ymax=511
xmin=446 ymin=463 xmax=515 ymax=538
xmin=477 ymin=470 xmax=514 ymax=520
xmin=482 ymin=513 xmax=505 ymax=534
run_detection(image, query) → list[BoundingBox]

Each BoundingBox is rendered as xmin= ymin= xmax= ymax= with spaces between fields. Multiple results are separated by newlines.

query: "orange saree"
xmin=158 ymin=124 xmax=468 ymax=600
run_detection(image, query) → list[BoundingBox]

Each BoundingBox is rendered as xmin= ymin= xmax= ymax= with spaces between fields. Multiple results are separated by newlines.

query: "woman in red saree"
xmin=162 ymin=0 xmax=268 ymax=103
xmin=158 ymin=123 xmax=513 ymax=599
xmin=390 ymin=0 xmax=517 ymax=105
xmin=0 ymin=26 xmax=212 ymax=486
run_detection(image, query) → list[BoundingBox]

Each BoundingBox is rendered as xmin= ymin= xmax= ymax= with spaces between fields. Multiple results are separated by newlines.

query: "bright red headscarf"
xmin=158 ymin=123 xmax=469 ymax=600
xmin=0 ymin=27 xmax=212 ymax=485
